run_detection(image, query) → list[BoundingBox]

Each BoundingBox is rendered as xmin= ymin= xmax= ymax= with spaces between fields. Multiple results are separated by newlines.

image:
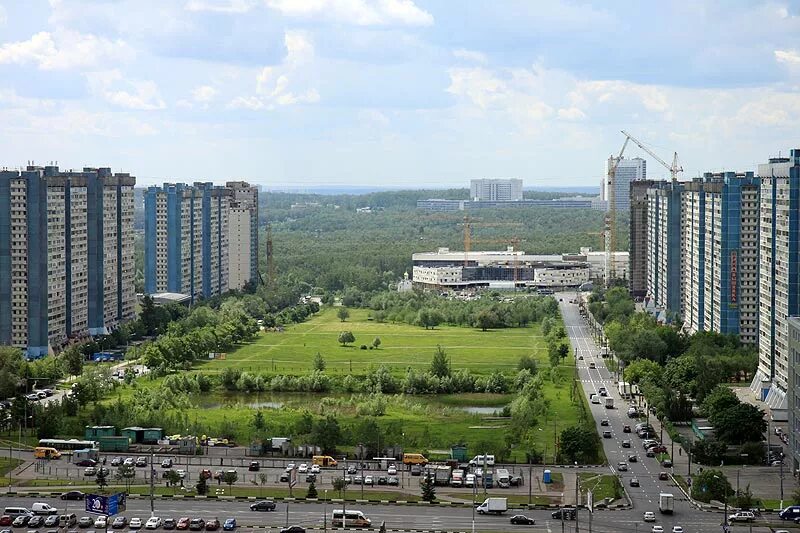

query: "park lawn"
xmin=578 ymin=473 xmax=622 ymax=502
xmin=442 ymin=491 xmax=558 ymax=506
xmin=199 ymin=307 xmax=548 ymax=376
xmin=0 ymin=457 xmax=23 ymax=476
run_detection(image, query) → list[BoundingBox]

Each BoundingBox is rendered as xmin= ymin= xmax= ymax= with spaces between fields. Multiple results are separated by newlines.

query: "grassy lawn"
xmin=578 ymin=473 xmax=622 ymax=502
xmin=200 ymin=307 xmax=547 ymax=376
xmin=0 ymin=457 xmax=23 ymax=476
xmin=441 ymin=491 xmax=558 ymax=506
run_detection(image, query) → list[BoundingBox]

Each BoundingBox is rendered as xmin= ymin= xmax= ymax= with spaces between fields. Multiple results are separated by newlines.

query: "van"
xmin=312 ymin=455 xmax=338 ymax=468
xmin=31 ymin=503 xmax=58 ymax=515
xmin=780 ymin=506 xmax=800 ymax=520
xmin=59 ymin=514 xmax=77 ymax=527
xmin=469 ymin=455 xmax=496 ymax=467
xmin=331 ymin=510 xmax=371 ymax=528
xmin=3 ymin=507 xmax=32 ymax=518
xmin=34 ymin=447 xmax=61 ymax=460
xmin=402 ymin=453 xmax=428 ymax=465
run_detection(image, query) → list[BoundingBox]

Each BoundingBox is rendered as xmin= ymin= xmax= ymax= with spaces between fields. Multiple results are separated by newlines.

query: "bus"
xmin=38 ymin=439 xmax=98 ymax=452
xmin=34 ymin=447 xmax=61 ymax=459
xmin=331 ymin=510 xmax=371 ymax=528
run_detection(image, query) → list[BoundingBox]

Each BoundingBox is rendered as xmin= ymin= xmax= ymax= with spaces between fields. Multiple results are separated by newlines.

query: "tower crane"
xmin=620 ymin=130 xmax=683 ymax=181
xmin=605 ymin=136 xmax=630 ymax=284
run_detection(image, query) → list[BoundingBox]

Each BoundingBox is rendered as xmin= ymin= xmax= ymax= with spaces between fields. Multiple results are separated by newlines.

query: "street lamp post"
xmin=324 ymin=490 xmax=327 ymax=533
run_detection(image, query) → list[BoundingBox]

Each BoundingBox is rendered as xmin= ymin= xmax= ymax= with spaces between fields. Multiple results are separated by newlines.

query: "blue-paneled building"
xmin=645 ymin=180 xmax=684 ymax=318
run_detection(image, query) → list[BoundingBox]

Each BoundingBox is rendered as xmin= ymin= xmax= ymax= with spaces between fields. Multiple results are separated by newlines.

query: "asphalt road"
xmin=0 ymin=496 xmax=756 ymax=533
xmin=558 ymin=295 xmax=694 ymax=514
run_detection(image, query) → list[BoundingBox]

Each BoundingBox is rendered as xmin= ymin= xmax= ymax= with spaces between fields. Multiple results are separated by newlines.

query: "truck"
xmin=450 ymin=469 xmax=464 ymax=487
xmin=72 ymin=448 xmax=99 ymax=464
xmin=434 ymin=465 xmax=452 ymax=486
xmin=658 ymin=493 xmax=674 ymax=514
xmin=495 ymin=468 xmax=511 ymax=488
xmin=605 ymin=397 xmax=614 ymax=409
xmin=476 ymin=497 xmax=508 ymax=515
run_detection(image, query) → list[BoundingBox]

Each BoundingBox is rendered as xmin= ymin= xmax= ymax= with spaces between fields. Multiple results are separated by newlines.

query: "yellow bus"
xmin=402 ymin=453 xmax=428 ymax=465
xmin=34 ymin=447 xmax=61 ymax=459
xmin=312 ymin=455 xmax=338 ymax=467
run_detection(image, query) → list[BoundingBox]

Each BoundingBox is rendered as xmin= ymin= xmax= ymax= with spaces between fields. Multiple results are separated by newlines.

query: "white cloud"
xmin=0 ymin=30 xmax=133 ymax=70
xmin=265 ymin=0 xmax=433 ymax=26
xmin=192 ymin=85 xmax=217 ymax=103
xmin=557 ymin=107 xmax=586 ymax=121
xmin=0 ymin=5 xmax=7 ymax=26
xmin=184 ymin=0 xmax=256 ymax=13
xmin=453 ymin=49 xmax=487 ymax=64
xmin=284 ymin=30 xmax=314 ymax=66
xmin=775 ymin=49 xmax=800 ymax=65
xmin=88 ymin=70 xmax=166 ymax=111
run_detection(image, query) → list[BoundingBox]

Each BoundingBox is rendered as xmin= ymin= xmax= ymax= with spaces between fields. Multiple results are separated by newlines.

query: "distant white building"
xmin=470 ymin=178 xmax=523 ymax=202
xmin=605 ymin=157 xmax=646 ymax=212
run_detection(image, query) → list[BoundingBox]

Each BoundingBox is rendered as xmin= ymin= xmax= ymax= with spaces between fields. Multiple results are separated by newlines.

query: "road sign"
xmin=86 ymin=493 xmax=127 ymax=516
xmin=289 ymin=467 xmax=298 ymax=488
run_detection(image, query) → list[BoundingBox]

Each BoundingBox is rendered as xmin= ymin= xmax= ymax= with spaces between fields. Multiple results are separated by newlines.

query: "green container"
xmin=142 ymin=428 xmax=164 ymax=444
xmin=451 ymin=445 xmax=468 ymax=462
xmin=85 ymin=426 xmax=116 ymax=439
xmin=98 ymin=436 xmax=131 ymax=452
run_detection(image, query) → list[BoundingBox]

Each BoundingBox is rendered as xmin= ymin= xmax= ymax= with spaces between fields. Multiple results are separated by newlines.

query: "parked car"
xmin=12 ymin=516 xmax=30 ymax=528
xmin=671 ymin=527 xmax=683 ymax=533
xmin=0 ymin=517 xmax=11 ymax=527
xmin=111 ymin=457 xmax=123 ymax=467
xmin=77 ymin=517 xmax=93 ymax=528
xmin=279 ymin=527 xmax=305 ymax=533
xmin=651 ymin=527 xmax=664 ymax=533
xmin=42 ymin=517 xmax=60 ymax=529
xmin=661 ymin=460 xmax=672 ymax=468
xmin=364 ymin=475 xmax=374 ymax=486
xmin=310 ymin=465 xmax=321 ymax=474
xmin=279 ymin=472 xmax=290 ymax=482
xmin=297 ymin=464 xmax=308 ymax=473
xmin=222 ymin=519 xmax=236 ymax=532
xmin=250 ymin=501 xmax=276 ymax=512
xmin=410 ymin=465 xmax=422 ymax=476
xmin=129 ymin=518 xmax=143 ymax=530
xmin=28 ymin=517 xmax=44 ymax=528
xmin=76 ymin=460 xmax=96 ymax=467
xmin=94 ymin=517 xmax=107 ymax=529
xmin=163 ymin=519 xmax=176 ymax=531
xmin=145 ymin=517 xmax=161 ymax=530
xmin=248 ymin=461 xmax=260 ymax=472
xmin=285 ymin=464 xmax=296 ymax=473
xmin=509 ymin=515 xmax=535 ymax=525
xmin=189 ymin=519 xmax=205 ymax=531
xmin=658 ymin=472 xmax=669 ymax=480
xmin=135 ymin=457 xmax=147 ymax=467
xmin=346 ymin=466 xmax=357 ymax=475
xmin=387 ymin=476 xmax=399 ymax=486
xmin=111 ymin=517 xmax=128 ymax=529
xmin=387 ymin=465 xmax=397 ymax=475
xmin=176 ymin=518 xmax=190 ymax=530
xmin=161 ymin=459 xmax=173 ymax=468
xmin=377 ymin=476 xmax=388 ymax=485
xmin=83 ymin=467 xmax=97 ymax=477
xmin=205 ymin=520 xmax=219 ymax=531
xmin=551 ymin=509 xmax=575 ymax=520
xmin=305 ymin=474 xmax=316 ymax=483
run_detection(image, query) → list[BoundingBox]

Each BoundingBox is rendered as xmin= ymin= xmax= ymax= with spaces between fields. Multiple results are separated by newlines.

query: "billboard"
xmin=86 ymin=493 xmax=127 ymax=516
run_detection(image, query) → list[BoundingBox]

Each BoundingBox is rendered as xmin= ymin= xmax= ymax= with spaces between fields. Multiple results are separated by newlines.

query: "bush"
xmin=360 ymin=345 xmax=368 ymax=350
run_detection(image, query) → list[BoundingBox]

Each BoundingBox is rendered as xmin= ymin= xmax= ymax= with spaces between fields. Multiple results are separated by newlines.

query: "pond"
xmin=460 ymin=406 xmax=504 ymax=415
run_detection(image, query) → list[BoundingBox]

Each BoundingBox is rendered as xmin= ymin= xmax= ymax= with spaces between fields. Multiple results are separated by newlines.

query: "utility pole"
xmin=149 ymin=450 xmax=155 ymax=514
xmin=342 ymin=465 xmax=347 ymax=531
xmin=574 ymin=469 xmax=580 ymax=533
xmin=781 ymin=459 xmax=785 ymax=510
xmin=483 ymin=453 xmax=488 ymax=496
xmin=528 ymin=465 xmax=532 ymax=505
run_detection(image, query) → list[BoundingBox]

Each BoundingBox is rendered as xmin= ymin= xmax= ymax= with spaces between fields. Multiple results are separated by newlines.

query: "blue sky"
xmin=1 ymin=1 xmax=799 ymax=188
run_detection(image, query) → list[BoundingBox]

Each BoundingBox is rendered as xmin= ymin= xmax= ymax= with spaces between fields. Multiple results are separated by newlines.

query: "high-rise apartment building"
xmin=226 ymin=181 xmax=259 ymax=291
xmin=606 ymin=157 xmax=646 ymax=212
xmin=470 ymin=178 xmax=523 ymax=202
xmin=629 ymin=180 xmax=657 ymax=298
xmin=144 ymin=183 xmax=232 ymax=302
xmin=680 ymin=173 xmax=760 ymax=344
xmin=0 ymin=165 xmax=135 ymax=357
xmin=752 ymin=150 xmax=800 ymax=417
xmin=787 ymin=317 xmax=800 ymax=471
xmin=645 ymin=181 xmax=683 ymax=316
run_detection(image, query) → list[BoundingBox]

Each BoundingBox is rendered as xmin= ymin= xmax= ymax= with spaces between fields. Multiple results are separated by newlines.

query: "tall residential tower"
xmin=226 ymin=181 xmax=259 ymax=291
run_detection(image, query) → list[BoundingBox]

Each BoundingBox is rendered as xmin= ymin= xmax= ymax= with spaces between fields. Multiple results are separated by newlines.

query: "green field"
xmin=200 ymin=307 xmax=546 ymax=375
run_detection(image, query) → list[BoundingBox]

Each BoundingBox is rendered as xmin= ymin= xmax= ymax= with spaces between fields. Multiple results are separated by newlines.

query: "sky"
xmin=1 ymin=1 xmax=799 ymax=189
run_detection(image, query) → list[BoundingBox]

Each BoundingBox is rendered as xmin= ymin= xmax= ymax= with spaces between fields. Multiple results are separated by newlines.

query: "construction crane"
xmin=460 ymin=216 xmax=523 ymax=267
xmin=605 ymin=136 xmax=630 ymax=284
xmin=621 ymin=130 xmax=683 ymax=181
xmin=469 ymin=237 xmax=525 ymax=283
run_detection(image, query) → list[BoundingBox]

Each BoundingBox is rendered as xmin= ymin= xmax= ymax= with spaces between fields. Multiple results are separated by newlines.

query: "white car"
xmin=129 ymin=518 xmax=143 ymax=529
xmin=364 ymin=475 xmax=374 ymax=485
xmin=94 ymin=517 xmax=107 ymax=528
xmin=310 ymin=465 xmax=320 ymax=474
xmin=285 ymin=463 xmax=296 ymax=472
xmin=145 ymin=517 xmax=162 ymax=530
xmin=387 ymin=465 xmax=397 ymax=475
xmin=617 ymin=462 xmax=628 ymax=472
xmin=671 ymin=527 xmax=683 ymax=533
xmin=298 ymin=464 xmax=308 ymax=473
xmin=176 ymin=469 xmax=186 ymax=479
xmin=651 ymin=527 xmax=663 ymax=533
xmin=643 ymin=512 xmax=656 ymax=522
xmin=123 ymin=457 xmax=134 ymax=466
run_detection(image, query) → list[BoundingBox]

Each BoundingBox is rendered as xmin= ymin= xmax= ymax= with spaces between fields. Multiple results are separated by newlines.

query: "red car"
xmin=176 ymin=517 xmax=190 ymax=530
xmin=0 ymin=515 xmax=13 ymax=526
xmin=651 ymin=445 xmax=668 ymax=454
xmin=659 ymin=472 xmax=669 ymax=480
xmin=200 ymin=469 xmax=212 ymax=480
xmin=206 ymin=519 xmax=220 ymax=531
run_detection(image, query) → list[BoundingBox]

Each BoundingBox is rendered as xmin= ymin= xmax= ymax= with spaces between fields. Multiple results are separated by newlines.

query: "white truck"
xmin=605 ymin=397 xmax=614 ymax=409
xmin=476 ymin=497 xmax=508 ymax=515
xmin=434 ymin=465 xmax=452 ymax=486
xmin=495 ymin=468 xmax=511 ymax=488
xmin=658 ymin=493 xmax=674 ymax=514
xmin=450 ymin=469 xmax=464 ymax=487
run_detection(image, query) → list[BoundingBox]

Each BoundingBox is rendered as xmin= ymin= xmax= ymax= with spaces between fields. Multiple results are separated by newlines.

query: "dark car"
xmin=377 ymin=476 xmax=388 ymax=485
xmin=248 ymin=462 xmax=260 ymax=472
xmin=280 ymin=527 xmax=306 ymax=533
xmin=111 ymin=517 xmax=128 ymax=529
xmin=76 ymin=459 xmax=97 ymax=467
xmin=659 ymin=472 xmax=669 ymax=480
xmin=189 ymin=519 xmax=205 ymax=531
xmin=346 ymin=466 xmax=357 ymax=475
xmin=628 ymin=455 xmax=637 ymax=463
xmin=410 ymin=465 xmax=422 ymax=476
xmin=12 ymin=516 xmax=30 ymax=527
xmin=163 ymin=519 xmax=176 ymax=530
xmin=222 ymin=520 xmax=236 ymax=532
xmin=205 ymin=519 xmax=220 ymax=531
xmin=78 ymin=517 xmax=93 ymax=528
xmin=661 ymin=459 xmax=672 ymax=468
xmin=279 ymin=472 xmax=290 ymax=482
xmin=509 ymin=515 xmax=535 ymax=525
xmin=646 ymin=450 xmax=656 ymax=458
xmin=305 ymin=474 xmax=316 ymax=483
xmin=551 ymin=509 xmax=575 ymax=520
xmin=0 ymin=517 xmax=11 ymax=527
xmin=510 ymin=476 xmax=523 ymax=487
xmin=44 ymin=517 xmax=59 ymax=528
xmin=60 ymin=491 xmax=85 ymax=501
xmin=135 ymin=457 xmax=147 ymax=467
xmin=387 ymin=476 xmax=399 ymax=486
xmin=621 ymin=440 xmax=631 ymax=448
xmin=250 ymin=501 xmax=276 ymax=512
xmin=622 ymin=425 xmax=631 ymax=433
xmin=28 ymin=517 xmax=44 ymax=528
xmin=602 ymin=431 xmax=612 ymax=438
xmin=629 ymin=478 xmax=640 ymax=487
xmin=600 ymin=420 xmax=609 ymax=426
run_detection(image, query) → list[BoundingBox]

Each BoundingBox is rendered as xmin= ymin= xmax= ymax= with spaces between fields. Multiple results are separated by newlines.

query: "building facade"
xmin=226 ymin=181 xmax=259 ymax=291
xmin=752 ymin=150 xmax=800 ymax=418
xmin=787 ymin=317 xmax=800 ymax=472
xmin=470 ymin=178 xmax=523 ymax=202
xmin=144 ymin=182 xmax=232 ymax=302
xmin=629 ymin=180 xmax=657 ymax=298
xmin=680 ymin=173 xmax=759 ymax=343
xmin=0 ymin=165 xmax=135 ymax=357
xmin=606 ymin=157 xmax=646 ymax=212
xmin=645 ymin=181 xmax=683 ymax=316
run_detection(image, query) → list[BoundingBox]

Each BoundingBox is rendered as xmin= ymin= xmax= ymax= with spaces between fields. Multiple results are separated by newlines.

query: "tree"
xmin=558 ymin=343 xmax=569 ymax=359
xmin=196 ymin=475 xmax=208 ymax=496
xmin=691 ymin=438 xmax=726 ymax=466
xmin=338 ymin=331 xmax=355 ymax=346
xmin=701 ymin=385 xmax=740 ymax=419
xmin=420 ymin=475 xmax=436 ymax=502
xmin=690 ymin=469 xmax=732 ymax=503
xmin=517 ymin=354 xmax=538 ymax=374
xmin=165 ymin=470 xmax=181 ymax=492
xmin=337 ymin=308 xmax=350 ymax=322
xmin=430 ymin=345 xmax=451 ymax=378
xmin=332 ymin=477 xmax=347 ymax=497
xmin=313 ymin=352 xmax=326 ymax=372
xmin=559 ymin=425 xmax=599 ymax=464
xmin=252 ymin=411 xmax=266 ymax=433
xmin=372 ymin=337 xmax=381 ymax=349
xmin=62 ymin=346 xmax=84 ymax=376
xmin=115 ymin=464 xmax=136 ymax=493
xmin=710 ymin=403 xmax=766 ymax=445
xmin=222 ymin=470 xmax=238 ymax=489
xmin=416 ymin=308 xmax=443 ymax=330
xmin=96 ymin=468 xmax=110 ymax=492
xmin=311 ymin=415 xmax=342 ymax=453
xmin=474 ymin=309 xmax=498 ymax=331
xmin=306 ymin=481 xmax=318 ymax=499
